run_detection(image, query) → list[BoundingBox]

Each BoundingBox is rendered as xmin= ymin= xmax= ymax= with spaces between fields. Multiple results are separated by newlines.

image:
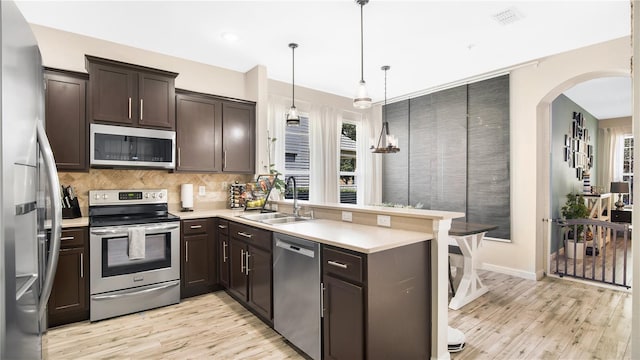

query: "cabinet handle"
xmin=190 ymin=225 xmax=202 ymax=229
xmin=223 ymin=151 xmax=227 ymax=170
xmin=223 ymin=241 xmax=228 ymax=262
xmin=80 ymin=253 xmax=84 ymax=278
xmin=218 ymin=224 xmax=227 ymax=229
xmin=240 ymin=249 xmax=245 ymax=273
xmin=177 ymin=148 xmax=181 ymax=167
xmin=245 ymin=252 xmax=250 ymax=275
xmin=237 ymin=231 xmax=252 ymax=239
xmin=320 ymin=282 xmax=325 ymax=318
xmin=185 ymin=241 xmax=189 ymax=263
xmin=128 ymin=97 xmax=132 ymax=119
xmin=327 ymin=260 xmax=348 ymax=269
xmin=60 ymin=236 xmax=74 ymax=241
xmin=140 ymin=99 xmax=144 ymax=120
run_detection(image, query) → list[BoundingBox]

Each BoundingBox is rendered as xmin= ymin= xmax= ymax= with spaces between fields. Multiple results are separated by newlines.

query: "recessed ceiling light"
xmin=221 ymin=32 xmax=238 ymax=43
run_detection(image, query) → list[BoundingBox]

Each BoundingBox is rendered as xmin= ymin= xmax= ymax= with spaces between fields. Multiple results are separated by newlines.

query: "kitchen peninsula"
xmin=178 ymin=200 xmax=464 ymax=360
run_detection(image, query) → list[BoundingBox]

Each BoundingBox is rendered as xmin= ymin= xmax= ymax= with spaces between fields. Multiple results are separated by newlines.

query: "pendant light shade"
xmin=286 ymin=43 xmax=300 ymax=126
xmin=371 ymin=65 xmax=400 ymax=153
xmin=353 ymin=0 xmax=372 ymax=109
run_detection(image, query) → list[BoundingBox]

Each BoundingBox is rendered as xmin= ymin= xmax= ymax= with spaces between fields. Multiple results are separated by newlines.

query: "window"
xmin=284 ymin=116 xmax=310 ymax=200
xmin=622 ymin=135 xmax=634 ymax=205
xmin=339 ymin=121 xmax=358 ymax=204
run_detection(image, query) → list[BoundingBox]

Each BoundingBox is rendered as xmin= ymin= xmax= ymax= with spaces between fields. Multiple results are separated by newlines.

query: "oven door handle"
xmin=91 ymin=280 xmax=180 ymax=300
xmin=90 ymin=224 xmax=180 ymax=236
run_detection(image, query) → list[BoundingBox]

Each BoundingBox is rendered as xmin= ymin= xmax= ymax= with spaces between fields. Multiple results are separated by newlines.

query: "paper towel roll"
xmin=181 ymin=184 xmax=194 ymax=210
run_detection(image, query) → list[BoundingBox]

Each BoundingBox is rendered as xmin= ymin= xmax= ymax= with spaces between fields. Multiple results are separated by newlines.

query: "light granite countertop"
xmin=174 ymin=208 xmax=433 ymax=254
xmin=59 ymin=206 xmax=437 ymax=254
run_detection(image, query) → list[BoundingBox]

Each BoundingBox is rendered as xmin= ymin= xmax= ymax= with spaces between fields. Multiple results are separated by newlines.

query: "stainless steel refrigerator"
xmin=1 ymin=1 xmax=62 ymax=359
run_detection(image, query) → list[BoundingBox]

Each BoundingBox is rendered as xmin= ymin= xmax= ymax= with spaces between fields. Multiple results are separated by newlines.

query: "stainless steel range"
xmin=88 ymin=189 xmax=180 ymax=321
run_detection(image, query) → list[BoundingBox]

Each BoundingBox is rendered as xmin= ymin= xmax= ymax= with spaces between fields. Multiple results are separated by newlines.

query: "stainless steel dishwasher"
xmin=273 ymin=233 xmax=321 ymax=360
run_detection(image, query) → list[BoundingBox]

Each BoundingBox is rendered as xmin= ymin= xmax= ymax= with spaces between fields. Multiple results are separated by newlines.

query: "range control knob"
xmin=152 ymin=193 xmax=156 ymax=199
xmin=158 ymin=192 xmax=164 ymax=199
xmin=103 ymin=194 xmax=108 ymax=200
xmin=94 ymin=194 xmax=100 ymax=200
xmin=144 ymin=193 xmax=150 ymax=199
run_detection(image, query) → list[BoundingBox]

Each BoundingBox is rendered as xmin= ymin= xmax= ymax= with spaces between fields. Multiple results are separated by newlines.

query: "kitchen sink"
xmin=260 ymin=216 xmax=312 ymax=225
xmin=239 ymin=212 xmax=292 ymax=221
xmin=239 ymin=212 xmax=312 ymax=225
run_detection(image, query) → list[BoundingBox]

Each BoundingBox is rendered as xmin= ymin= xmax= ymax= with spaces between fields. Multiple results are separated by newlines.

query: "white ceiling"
xmin=15 ymin=0 xmax=632 ymax=118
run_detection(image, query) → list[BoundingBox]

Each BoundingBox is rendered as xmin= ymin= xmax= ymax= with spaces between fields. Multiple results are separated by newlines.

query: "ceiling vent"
xmin=492 ymin=7 xmax=524 ymax=25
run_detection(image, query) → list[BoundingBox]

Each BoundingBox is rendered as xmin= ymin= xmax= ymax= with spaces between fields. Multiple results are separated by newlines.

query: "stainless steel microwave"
xmin=90 ymin=123 xmax=176 ymax=169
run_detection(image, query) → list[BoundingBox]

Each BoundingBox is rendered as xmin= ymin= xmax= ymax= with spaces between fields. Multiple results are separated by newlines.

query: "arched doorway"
xmin=535 ymin=70 xmax=630 ymax=278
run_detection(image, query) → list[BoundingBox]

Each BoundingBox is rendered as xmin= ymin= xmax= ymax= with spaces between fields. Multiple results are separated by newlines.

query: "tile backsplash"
xmin=59 ymin=169 xmax=253 ymax=214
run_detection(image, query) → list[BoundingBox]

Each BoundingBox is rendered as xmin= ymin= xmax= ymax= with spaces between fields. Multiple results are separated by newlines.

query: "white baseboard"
xmin=480 ymin=263 xmax=539 ymax=280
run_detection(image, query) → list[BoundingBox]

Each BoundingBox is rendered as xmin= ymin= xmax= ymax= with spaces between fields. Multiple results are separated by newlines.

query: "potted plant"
xmin=560 ymin=192 xmax=590 ymax=259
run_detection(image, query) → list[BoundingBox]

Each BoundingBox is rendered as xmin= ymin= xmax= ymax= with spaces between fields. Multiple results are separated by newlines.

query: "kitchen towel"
xmin=128 ymin=227 xmax=146 ymax=260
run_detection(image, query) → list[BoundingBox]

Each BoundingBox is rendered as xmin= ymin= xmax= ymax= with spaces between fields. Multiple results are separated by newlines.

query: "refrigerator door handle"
xmin=36 ymin=120 xmax=62 ymax=317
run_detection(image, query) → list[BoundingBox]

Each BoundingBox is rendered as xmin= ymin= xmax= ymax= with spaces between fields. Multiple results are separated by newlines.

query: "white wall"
xmin=31 ymin=25 xmax=247 ymax=100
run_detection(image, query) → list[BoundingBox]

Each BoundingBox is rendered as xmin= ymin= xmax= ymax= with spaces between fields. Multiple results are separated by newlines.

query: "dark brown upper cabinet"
xmin=175 ymin=90 xmax=255 ymax=174
xmin=85 ymin=55 xmax=178 ymax=130
xmin=175 ymin=92 xmax=222 ymax=172
xmin=44 ymin=69 xmax=88 ymax=171
xmin=222 ymin=102 xmax=255 ymax=174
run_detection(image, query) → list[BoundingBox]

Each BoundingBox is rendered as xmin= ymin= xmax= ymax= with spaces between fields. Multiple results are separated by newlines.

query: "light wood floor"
xmin=44 ymin=271 xmax=632 ymax=359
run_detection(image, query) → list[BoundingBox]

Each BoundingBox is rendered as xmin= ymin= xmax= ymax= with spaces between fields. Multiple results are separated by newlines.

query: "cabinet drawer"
xmin=217 ymin=219 xmax=229 ymax=235
xmin=323 ymin=247 xmax=365 ymax=284
xmin=229 ymin=222 xmax=271 ymax=250
xmin=60 ymin=228 xmax=86 ymax=249
xmin=183 ymin=219 xmax=209 ymax=235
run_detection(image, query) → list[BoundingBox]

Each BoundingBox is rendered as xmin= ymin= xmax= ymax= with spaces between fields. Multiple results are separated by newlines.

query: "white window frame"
xmin=339 ymin=118 xmax=360 ymax=204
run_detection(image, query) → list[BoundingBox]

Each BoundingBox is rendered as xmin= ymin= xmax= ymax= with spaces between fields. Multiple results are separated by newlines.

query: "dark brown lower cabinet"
xmin=322 ymin=241 xmax=432 ymax=359
xmin=181 ymin=218 xmax=216 ymax=298
xmin=323 ymin=275 xmax=364 ymax=360
xmin=227 ymin=221 xmax=272 ymax=324
xmin=48 ymin=228 xmax=89 ymax=328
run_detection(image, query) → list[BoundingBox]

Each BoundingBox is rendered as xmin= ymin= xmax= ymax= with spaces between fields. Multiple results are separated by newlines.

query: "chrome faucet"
xmin=286 ymin=176 xmax=300 ymax=217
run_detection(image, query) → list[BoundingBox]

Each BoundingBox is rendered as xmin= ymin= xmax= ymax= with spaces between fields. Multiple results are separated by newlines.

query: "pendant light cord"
xmin=291 ymin=44 xmax=296 ymax=107
xmin=384 ymin=66 xmax=388 ymax=134
xmin=360 ymin=2 xmax=364 ymax=82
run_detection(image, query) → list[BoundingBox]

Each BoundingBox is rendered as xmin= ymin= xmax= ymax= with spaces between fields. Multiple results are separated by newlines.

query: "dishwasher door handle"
xmin=276 ymin=239 xmax=315 ymax=258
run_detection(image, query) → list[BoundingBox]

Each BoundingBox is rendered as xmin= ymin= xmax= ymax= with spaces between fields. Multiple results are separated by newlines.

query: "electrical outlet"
xmin=198 ymin=186 xmax=206 ymax=196
xmin=341 ymin=211 xmax=353 ymax=222
xmin=377 ymin=215 xmax=391 ymax=227
xmin=222 ymin=182 xmax=228 ymax=190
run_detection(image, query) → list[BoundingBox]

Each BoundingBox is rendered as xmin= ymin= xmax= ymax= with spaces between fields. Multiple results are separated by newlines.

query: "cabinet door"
xmin=176 ymin=94 xmax=222 ymax=172
xmin=228 ymin=239 xmax=248 ymax=300
xmin=89 ymin=62 xmax=136 ymax=125
xmin=138 ymin=72 xmax=176 ymax=129
xmin=181 ymin=234 xmax=213 ymax=298
xmin=44 ymin=72 xmax=87 ymax=171
xmin=247 ymin=244 xmax=272 ymax=320
xmin=323 ymin=275 xmax=364 ymax=360
xmin=48 ymin=247 xmax=87 ymax=327
xmin=218 ymin=233 xmax=230 ymax=289
xmin=222 ymin=102 xmax=255 ymax=173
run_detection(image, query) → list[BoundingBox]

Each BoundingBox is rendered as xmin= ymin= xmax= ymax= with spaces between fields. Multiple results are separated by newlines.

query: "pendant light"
xmin=371 ymin=65 xmax=399 ymax=153
xmin=353 ymin=0 xmax=372 ymax=109
xmin=286 ymin=43 xmax=300 ymax=126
